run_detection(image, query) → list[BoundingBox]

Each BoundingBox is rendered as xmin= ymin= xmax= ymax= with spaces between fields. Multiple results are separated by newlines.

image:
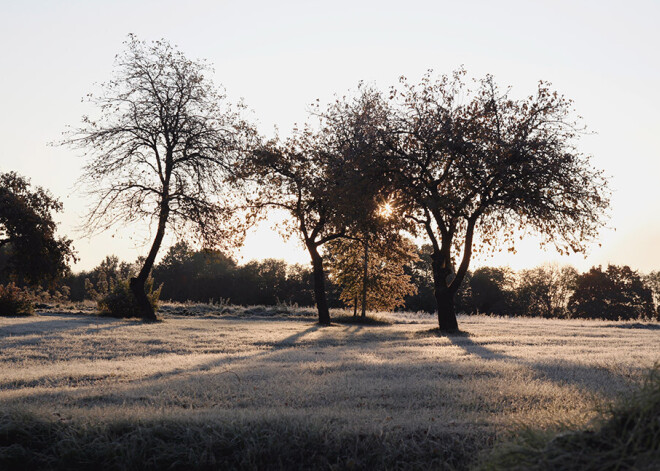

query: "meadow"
xmin=1 ymin=307 xmax=658 ymax=470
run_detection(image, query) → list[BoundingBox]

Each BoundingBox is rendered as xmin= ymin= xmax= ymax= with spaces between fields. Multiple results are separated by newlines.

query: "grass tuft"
xmin=476 ymin=365 xmax=660 ymax=470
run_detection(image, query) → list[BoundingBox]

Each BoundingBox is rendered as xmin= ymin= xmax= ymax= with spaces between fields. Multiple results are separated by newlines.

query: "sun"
xmin=378 ymin=201 xmax=394 ymax=219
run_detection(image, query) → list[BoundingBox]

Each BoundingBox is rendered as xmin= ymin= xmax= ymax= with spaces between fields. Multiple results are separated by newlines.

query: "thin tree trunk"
xmin=353 ymin=295 xmax=358 ymax=317
xmin=129 ymin=200 xmax=169 ymax=321
xmin=360 ymin=238 xmax=369 ymax=318
xmin=307 ymin=243 xmax=331 ymax=325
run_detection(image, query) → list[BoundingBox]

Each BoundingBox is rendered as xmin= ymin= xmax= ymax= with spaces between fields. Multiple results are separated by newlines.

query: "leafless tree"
xmin=63 ymin=35 xmax=256 ymax=320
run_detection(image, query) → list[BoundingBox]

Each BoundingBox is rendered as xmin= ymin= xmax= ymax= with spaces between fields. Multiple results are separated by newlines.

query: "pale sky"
xmin=1 ymin=0 xmax=658 ymax=273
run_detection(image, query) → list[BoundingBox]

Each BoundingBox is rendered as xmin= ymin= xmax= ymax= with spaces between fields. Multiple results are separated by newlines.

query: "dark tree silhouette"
xmin=240 ymin=89 xmax=388 ymax=324
xmin=514 ymin=264 xmax=578 ymax=318
xmin=62 ymin=35 xmax=255 ymax=320
xmin=382 ymin=71 xmax=610 ymax=331
xmin=241 ymin=139 xmax=344 ymax=324
xmin=0 ymin=172 xmax=75 ymax=285
xmin=568 ymin=265 xmax=655 ymax=320
xmin=466 ymin=267 xmax=514 ymax=315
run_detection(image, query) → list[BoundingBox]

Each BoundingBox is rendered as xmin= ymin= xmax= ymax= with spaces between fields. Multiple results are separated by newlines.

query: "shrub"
xmin=97 ymin=278 xmax=161 ymax=319
xmin=0 ymin=283 xmax=34 ymax=316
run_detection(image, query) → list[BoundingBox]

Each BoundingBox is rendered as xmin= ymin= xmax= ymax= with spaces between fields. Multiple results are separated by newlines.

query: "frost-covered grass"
xmin=0 ymin=308 xmax=658 ymax=469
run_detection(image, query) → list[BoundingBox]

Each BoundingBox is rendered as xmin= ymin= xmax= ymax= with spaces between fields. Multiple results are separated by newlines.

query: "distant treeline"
xmin=61 ymin=242 xmax=660 ymax=322
xmin=64 ymin=242 xmax=338 ymax=309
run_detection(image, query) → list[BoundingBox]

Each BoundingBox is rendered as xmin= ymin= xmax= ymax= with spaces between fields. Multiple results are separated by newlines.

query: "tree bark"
xmin=431 ymin=252 xmax=459 ymax=332
xmin=129 ymin=199 xmax=169 ymax=321
xmin=307 ymin=243 xmax=331 ymax=325
xmin=435 ymin=285 xmax=459 ymax=332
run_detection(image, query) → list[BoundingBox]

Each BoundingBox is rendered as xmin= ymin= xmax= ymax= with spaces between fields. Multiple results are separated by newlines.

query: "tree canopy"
xmin=0 ymin=171 xmax=75 ymax=285
xmin=568 ymin=265 xmax=655 ymax=320
xmin=240 ymin=88 xmax=388 ymax=324
xmin=379 ymin=70 xmax=610 ymax=330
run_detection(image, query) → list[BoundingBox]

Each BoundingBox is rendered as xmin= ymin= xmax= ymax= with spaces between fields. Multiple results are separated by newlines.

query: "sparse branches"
xmin=62 ymin=35 xmax=256 ymax=320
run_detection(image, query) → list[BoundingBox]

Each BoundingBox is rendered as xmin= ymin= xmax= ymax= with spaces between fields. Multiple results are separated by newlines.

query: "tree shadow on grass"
xmin=601 ymin=322 xmax=660 ymax=330
xmin=417 ymin=328 xmax=509 ymax=361
xmin=415 ymin=327 xmax=640 ymax=394
xmin=0 ymin=313 xmax=139 ymax=339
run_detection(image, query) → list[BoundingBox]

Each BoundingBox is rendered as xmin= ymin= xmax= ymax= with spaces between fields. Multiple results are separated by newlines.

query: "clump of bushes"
xmin=0 ymin=283 xmax=34 ymax=316
xmin=478 ymin=365 xmax=660 ymax=470
xmin=97 ymin=278 xmax=161 ymax=319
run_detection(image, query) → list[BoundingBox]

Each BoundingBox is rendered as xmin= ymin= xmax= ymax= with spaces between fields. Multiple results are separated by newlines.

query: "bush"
xmin=97 ymin=278 xmax=161 ymax=319
xmin=478 ymin=365 xmax=660 ymax=470
xmin=0 ymin=283 xmax=34 ymax=316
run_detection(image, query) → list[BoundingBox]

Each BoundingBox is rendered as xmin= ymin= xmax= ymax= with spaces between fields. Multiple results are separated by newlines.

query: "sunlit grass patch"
xmin=1 ymin=313 xmax=658 ymax=469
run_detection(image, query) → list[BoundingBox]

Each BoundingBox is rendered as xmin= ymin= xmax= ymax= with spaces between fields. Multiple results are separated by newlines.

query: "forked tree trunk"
xmin=308 ymin=243 xmax=331 ymax=325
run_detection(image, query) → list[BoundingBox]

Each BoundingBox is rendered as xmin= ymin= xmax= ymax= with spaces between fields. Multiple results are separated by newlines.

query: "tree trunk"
xmin=353 ymin=295 xmax=358 ymax=317
xmin=130 ymin=200 xmax=169 ymax=321
xmin=129 ymin=277 xmax=157 ymax=321
xmin=435 ymin=286 xmax=459 ymax=332
xmin=307 ymin=243 xmax=331 ymax=325
xmin=360 ymin=238 xmax=369 ymax=318
xmin=431 ymin=253 xmax=459 ymax=332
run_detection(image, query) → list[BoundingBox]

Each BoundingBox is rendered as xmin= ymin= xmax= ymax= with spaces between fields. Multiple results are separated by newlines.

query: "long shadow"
xmin=134 ymin=323 xmax=325 ymax=384
xmin=443 ymin=333 xmax=509 ymax=361
xmin=271 ymin=324 xmax=323 ymax=348
xmin=433 ymin=330 xmax=638 ymax=395
xmin=601 ymin=322 xmax=660 ymax=330
xmin=0 ymin=313 xmax=136 ymax=339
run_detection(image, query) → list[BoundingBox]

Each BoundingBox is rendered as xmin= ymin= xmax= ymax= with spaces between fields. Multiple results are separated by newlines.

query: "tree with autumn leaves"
xmin=378 ymin=71 xmax=609 ymax=331
xmin=326 ymin=233 xmax=418 ymax=316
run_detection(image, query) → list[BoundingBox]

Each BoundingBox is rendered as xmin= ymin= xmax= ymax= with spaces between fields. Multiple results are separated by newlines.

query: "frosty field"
xmin=1 ymin=309 xmax=658 ymax=469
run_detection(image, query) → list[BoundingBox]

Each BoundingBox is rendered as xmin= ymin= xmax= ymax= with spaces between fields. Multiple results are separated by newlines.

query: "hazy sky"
xmin=1 ymin=0 xmax=658 ymax=273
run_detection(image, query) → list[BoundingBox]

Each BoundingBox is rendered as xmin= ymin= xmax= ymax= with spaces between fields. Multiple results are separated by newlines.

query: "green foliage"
xmin=0 ymin=283 xmax=34 ymax=316
xmin=477 ymin=366 xmax=660 ymax=470
xmin=97 ymin=278 xmax=161 ymax=319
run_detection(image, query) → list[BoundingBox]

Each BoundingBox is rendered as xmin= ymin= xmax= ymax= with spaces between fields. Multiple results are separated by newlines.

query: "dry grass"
xmin=0 ymin=307 xmax=658 ymax=469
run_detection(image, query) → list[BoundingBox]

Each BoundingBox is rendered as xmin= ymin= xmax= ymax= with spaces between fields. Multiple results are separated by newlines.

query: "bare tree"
xmin=63 ymin=35 xmax=255 ymax=320
xmin=383 ymin=71 xmax=610 ymax=331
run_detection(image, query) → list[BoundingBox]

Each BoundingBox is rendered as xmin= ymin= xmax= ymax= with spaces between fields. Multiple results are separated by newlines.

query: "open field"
xmin=1 ymin=309 xmax=659 ymax=469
